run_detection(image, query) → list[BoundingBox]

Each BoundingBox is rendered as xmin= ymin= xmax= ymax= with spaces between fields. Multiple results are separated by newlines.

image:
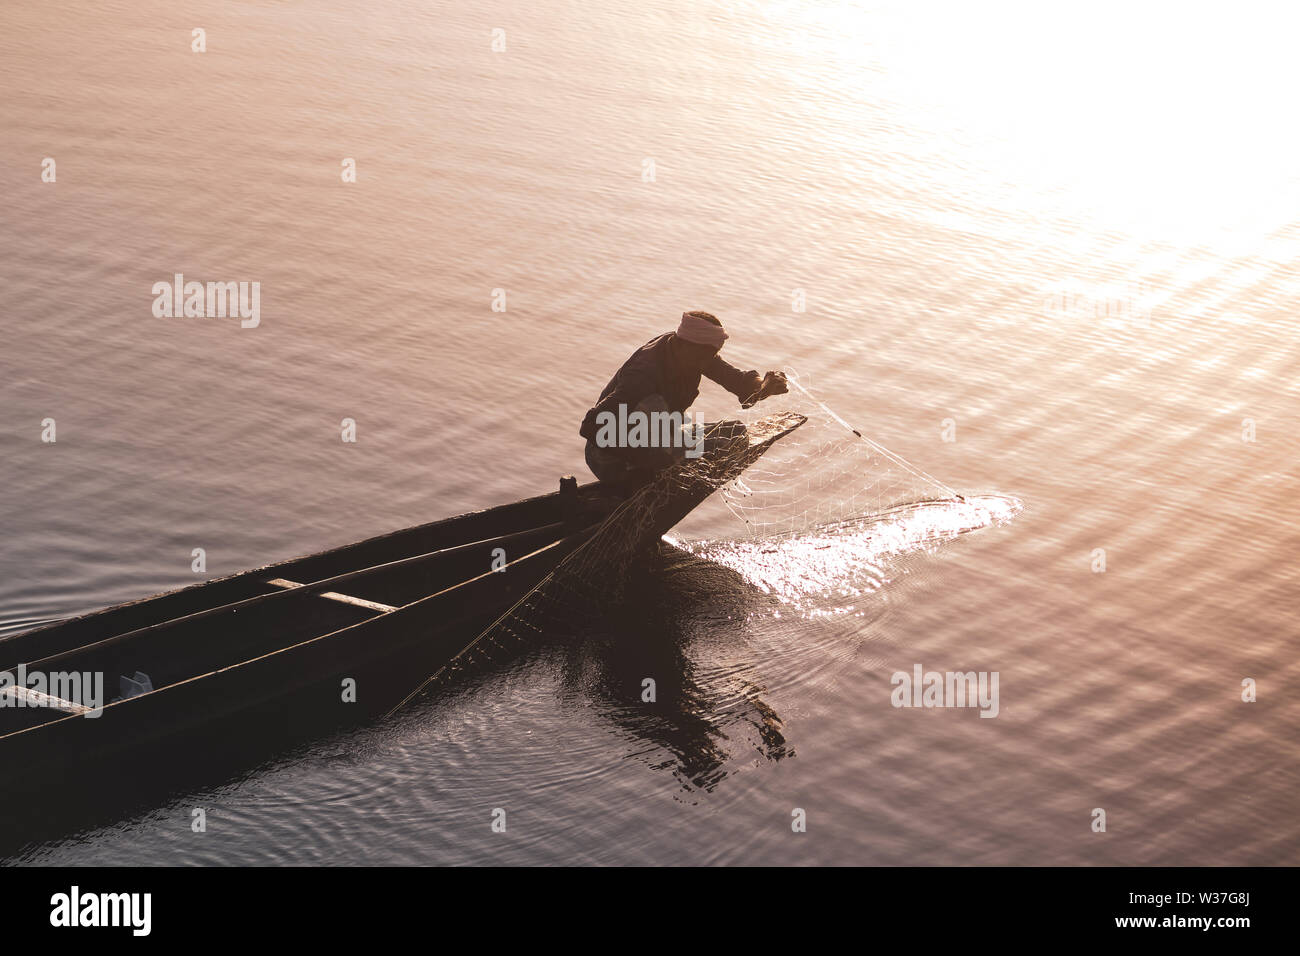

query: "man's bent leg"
xmin=585 ymin=439 xmax=632 ymax=483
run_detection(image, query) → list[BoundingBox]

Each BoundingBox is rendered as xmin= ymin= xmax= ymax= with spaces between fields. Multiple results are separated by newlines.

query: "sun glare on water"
xmin=762 ymin=0 xmax=1300 ymax=248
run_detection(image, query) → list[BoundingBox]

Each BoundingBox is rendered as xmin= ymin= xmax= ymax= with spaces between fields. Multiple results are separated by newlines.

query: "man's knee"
xmin=585 ymin=439 xmax=627 ymax=483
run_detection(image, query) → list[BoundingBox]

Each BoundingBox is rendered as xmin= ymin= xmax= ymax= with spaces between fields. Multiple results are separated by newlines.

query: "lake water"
xmin=2 ymin=0 xmax=1297 ymax=865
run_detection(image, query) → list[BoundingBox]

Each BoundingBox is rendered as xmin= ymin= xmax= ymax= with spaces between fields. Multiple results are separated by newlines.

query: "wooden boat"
xmin=0 ymin=413 xmax=806 ymax=777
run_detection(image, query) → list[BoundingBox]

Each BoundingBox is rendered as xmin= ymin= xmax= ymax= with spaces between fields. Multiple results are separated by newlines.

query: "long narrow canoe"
xmin=0 ymin=412 xmax=805 ymax=777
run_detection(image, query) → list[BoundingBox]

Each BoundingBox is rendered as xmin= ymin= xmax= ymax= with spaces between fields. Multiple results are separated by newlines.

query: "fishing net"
xmin=676 ymin=371 xmax=1022 ymax=616
xmin=715 ymin=371 xmax=964 ymax=536
xmin=389 ymin=371 xmax=1019 ymax=714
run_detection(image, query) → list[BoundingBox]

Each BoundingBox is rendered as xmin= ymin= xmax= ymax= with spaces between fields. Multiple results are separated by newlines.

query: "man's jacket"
xmin=580 ymin=333 xmax=758 ymax=441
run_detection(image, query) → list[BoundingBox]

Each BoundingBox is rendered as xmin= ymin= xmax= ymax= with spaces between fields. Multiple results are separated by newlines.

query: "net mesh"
xmin=388 ymin=372 xmax=1014 ymax=713
xmin=387 ymin=414 xmax=801 ymax=712
xmin=677 ymin=371 xmax=1021 ymax=618
xmin=716 ymin=370 xmax=962 ymax=538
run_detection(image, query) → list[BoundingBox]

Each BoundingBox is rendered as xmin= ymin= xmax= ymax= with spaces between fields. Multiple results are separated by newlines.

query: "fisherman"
xmin=580 ymin=311 xmax=788 ymax=489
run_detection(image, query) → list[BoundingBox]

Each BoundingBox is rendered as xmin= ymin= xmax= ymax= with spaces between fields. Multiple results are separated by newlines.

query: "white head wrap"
xmin=676 ymin=311 xmax=728 ymax=349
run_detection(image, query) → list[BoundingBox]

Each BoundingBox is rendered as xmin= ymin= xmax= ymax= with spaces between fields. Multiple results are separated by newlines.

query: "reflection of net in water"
xmin=391 ymin=373 xmax=1018 ymax=711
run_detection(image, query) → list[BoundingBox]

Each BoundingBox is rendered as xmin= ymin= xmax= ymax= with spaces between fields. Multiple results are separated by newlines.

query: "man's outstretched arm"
xmin=703 ymin=354 xmax=788 ymax=407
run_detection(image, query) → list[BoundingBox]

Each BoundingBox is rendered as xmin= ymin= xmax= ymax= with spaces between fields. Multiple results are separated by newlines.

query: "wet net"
xmin=716 ymin=371 xmax=963 ymax=538
xmin=388 ymin=372 xmax=1011 ymax=714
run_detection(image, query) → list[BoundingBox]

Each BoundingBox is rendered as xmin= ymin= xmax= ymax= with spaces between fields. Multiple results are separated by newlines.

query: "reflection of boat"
xmin=0 ymin=412 xmax=806 ymax=776
xmin=563 ymin=545 xmax=795 ymax=795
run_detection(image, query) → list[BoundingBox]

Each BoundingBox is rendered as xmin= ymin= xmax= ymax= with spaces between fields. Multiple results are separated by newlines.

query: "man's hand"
xmin=741 ymin=371 xmax=789 ymax=408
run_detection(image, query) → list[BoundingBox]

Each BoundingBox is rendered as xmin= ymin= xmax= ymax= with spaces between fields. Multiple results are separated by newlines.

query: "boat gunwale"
xmin=8 ymin=519 xmax=579 ymax=676
xmin=3 ymin=479 xmax=606 ymax=648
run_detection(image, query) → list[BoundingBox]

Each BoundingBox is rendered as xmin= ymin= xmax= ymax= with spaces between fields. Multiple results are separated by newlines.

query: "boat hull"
xmin=0 ymin=412 xmax=807 ymax=789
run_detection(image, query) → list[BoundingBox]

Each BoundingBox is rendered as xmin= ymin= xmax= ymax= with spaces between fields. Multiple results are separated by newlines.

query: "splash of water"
xmin=671 ymin=494 xmax=1022 ymax=618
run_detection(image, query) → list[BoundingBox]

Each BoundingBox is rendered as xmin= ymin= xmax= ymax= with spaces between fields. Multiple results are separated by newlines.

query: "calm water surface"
xmin=1 ymin=0 xmax=1297 ymax=864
